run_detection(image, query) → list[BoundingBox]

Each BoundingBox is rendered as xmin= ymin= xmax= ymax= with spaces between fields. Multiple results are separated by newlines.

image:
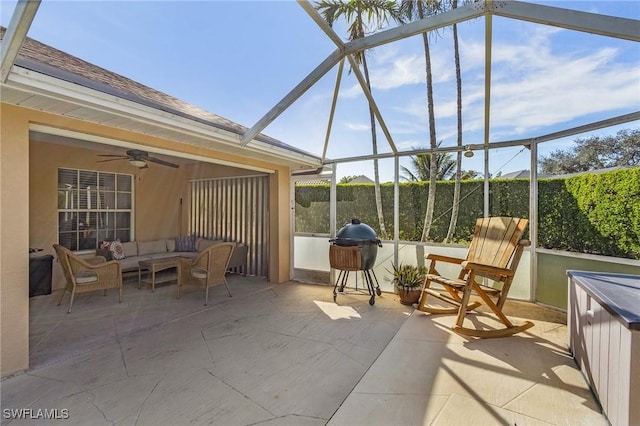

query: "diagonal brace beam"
xmin=1 ymin=0 xmax=40 ymax=83
xmin=345 ymin=54 xmax=398 ymax=154
xmin=240 ymin=49 xmax=343 ymax=146
xmin=494 ymin=0 xmax=640 ymax=42
xmin=241 ymin=0 xmax=346 ymax=147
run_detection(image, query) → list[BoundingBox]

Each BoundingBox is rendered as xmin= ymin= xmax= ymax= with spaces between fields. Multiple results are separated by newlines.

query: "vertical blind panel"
xmin=190 ymin=176 xmax=269 ymax=277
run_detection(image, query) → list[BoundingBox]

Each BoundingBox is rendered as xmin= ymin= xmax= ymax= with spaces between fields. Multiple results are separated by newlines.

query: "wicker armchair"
xmin=53 ymin=244 xmax=123 ymax=313
xmin=177 ymin=242 xmax=234 ymax=306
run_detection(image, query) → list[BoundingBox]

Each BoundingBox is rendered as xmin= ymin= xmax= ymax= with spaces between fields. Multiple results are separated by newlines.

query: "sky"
xmin=1 ymin=0 xmax=639 ymax=182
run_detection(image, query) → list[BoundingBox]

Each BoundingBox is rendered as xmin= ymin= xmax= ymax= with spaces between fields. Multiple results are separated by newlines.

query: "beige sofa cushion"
xmin=196 ymin=238 xmax=225 ymax=252
xmin=138 ymin=239 xmax=168 ymax=256
xmin=166 ymin=239 xmax=175 ymax=252
xmin=122 ymin=241 xmax=138 ymax=257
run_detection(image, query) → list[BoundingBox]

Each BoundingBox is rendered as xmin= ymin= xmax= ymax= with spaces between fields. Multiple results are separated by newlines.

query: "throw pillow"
xmin=175 ymin=234 xmax=196 ymax=252
xmin=110 ymin=240 xmax=126 ymax=260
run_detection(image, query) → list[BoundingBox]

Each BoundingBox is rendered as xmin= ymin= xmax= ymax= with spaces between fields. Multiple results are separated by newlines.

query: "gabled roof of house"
xmin=348 ymin=175 xmax=374 ymax=184
xmin=498 ymin=170 xmax=531 ymax=179
xmin=0 ymin=26 xmax=320 ymax=162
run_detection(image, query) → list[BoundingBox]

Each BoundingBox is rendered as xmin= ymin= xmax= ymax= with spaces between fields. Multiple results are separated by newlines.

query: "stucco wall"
xmin=1 ymin=105 xmax=30 ymax=376
xmin=270 ymin=170 xmax=291 ymax=284
xmin=2 ymin=103 xmax=294 ymax=377
xmin=30 ymin=140 xmax=187 ymax=290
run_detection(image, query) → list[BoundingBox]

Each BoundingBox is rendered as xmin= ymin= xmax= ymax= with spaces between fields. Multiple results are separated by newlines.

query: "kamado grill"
xmin=329 ymin=218 xmax=382 ymax=305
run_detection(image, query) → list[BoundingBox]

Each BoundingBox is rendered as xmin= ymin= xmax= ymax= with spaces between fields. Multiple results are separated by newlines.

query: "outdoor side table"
xmin=138 ymin=257 xmax=182 ymax=292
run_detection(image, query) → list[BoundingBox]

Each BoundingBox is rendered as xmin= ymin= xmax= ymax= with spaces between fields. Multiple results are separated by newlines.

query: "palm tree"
xmin=400 ymin=0 xmax=443 ymax=242
xmin=315 ymin=0 xmax=403 ymax=240
xmin=445 ymin=0 xmax=463 ymax=243
xmin=401 ymin=145 xmax=456 ymax=181
xmin=339 ymin=175 xmax=359 ymax=184
xmin=458 ymin=170 xmax=482 ymax=180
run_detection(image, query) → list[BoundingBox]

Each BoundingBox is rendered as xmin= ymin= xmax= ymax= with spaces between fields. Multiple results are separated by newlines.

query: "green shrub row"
xmin=295 ymin=167 xmax=640 ymax=259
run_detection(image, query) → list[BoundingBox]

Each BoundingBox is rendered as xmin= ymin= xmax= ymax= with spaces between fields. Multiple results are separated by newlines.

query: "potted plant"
xmin=390 ymin=263 xmax=427 ymax=306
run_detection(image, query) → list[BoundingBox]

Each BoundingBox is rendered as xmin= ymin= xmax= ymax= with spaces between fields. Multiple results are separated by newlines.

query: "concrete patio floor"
xmin=1 ymin=276 xmax=607 ymax=425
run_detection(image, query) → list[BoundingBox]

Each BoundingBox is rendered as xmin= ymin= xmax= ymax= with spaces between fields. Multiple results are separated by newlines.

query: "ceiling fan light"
xmin=129 ymin=159 xmax=147 ymax=168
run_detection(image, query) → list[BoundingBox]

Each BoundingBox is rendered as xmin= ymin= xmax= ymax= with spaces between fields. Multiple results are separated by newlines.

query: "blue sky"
xmin=1 ymin=0 xmax=639 ymax=181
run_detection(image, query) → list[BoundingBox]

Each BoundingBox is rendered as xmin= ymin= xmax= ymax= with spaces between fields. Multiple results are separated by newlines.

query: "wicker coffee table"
xmin=138 ymin=257 xmax=182 ymax=292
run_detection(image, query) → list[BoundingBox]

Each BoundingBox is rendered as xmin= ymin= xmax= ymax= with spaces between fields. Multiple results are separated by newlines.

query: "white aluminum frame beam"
xmin=0 ymin=0 xmax=40 ymax=83
xmin=483 ymin=7 xmax=493 ymax=218
xmin=344 ymin=1 xmax=487 ymax=55
xmin=244 ymin=1 xmax=638 ymax=148
xmin=297 ymin=0 xmax=344 ymax=47
xmin=345 ymin=54 xmax=398 ymax=154
xmin=242 ymin=1 xmax=486 ymax=145
xmin=240 ymin=48 xmax=342 ymax=146
xmin=322 ymin=58 xmax=344 ymax=162
xmin=344 ymin=0 xmax=639 ymax=56
xmin=493 ymin=1 xmax=640 ymax=42
xmin=244 ymin=0 xmax=399 ymax=153
xmin=241 ymin=1 xmax=345 ymax=146
xmin=323 ymin=111 xmax=640 ymax=165
xmin=298 ymin=0 xmax=398 ymax=154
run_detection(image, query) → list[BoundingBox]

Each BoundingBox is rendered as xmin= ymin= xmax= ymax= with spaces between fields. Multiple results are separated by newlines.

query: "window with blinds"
xmin=57 ymin=168 xmax=133 ymax=251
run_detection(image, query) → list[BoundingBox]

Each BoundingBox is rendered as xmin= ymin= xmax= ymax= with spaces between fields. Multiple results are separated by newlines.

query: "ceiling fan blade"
xmin=98 ymin=154 xmax=128 ymax=158
xmin=147 ymin=156 xmax=179 ymax=168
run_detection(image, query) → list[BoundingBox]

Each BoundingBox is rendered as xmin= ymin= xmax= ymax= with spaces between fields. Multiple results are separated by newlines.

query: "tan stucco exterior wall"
xmin=30 ymin=140 xmax=187 ymax=290
xmin=1 ymin=103 xmax=293 ymax=377
xmin=1 ymin=105 xmax=31 ymax=376
xmin=270 ymin=171 xmax=291 ymax=284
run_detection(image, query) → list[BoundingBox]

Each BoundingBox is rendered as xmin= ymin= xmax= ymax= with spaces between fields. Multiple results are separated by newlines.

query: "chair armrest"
xmin=88 ymin=259 xmax=121 ymax=271
xmin=68 ymin=254 xmax=121 ymax=281
xmin=93 ymin=260 xmax=122 ymax=281
xmin=189 ymin=250 xmax=209 ymax=269
xmin=425 ymin=253 xmax=465 ymax=264
xmin=461 ymin=261 xmax=514 ymax=277
xmin=89 ymin=256 xmax=107 ymax=265
xmin=69 ymin=254 xmax=118 ymax=271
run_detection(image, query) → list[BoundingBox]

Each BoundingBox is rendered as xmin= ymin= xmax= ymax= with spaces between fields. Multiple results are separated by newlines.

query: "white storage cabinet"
xmin=567 ymin=270 xmax=639 ymax=426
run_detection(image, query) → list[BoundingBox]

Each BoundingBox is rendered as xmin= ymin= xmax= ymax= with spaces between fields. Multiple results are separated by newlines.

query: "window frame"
xmin=57 ymin=167 xmax=134 ymax=252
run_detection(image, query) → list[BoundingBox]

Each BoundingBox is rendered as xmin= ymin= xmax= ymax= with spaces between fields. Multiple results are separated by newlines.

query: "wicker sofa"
xmin=97 ymin=237 xmax=248 ymax=276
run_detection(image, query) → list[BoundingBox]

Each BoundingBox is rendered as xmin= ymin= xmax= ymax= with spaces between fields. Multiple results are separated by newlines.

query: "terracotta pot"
xmin=398 ymin=287 xmax=422 ymax=306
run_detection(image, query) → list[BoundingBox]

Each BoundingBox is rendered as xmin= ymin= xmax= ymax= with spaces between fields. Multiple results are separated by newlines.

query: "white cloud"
xmin=340 ymin=83 xmax=365 ymax=99
xmin=274 ymin=16 xmax=639 ymax=171
xmin=345 ymin=122 xmax=370 ymax=131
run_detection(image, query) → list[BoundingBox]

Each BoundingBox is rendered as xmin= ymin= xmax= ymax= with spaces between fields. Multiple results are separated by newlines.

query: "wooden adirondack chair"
xmin=416 ymin=217 xmax=534 ymax=338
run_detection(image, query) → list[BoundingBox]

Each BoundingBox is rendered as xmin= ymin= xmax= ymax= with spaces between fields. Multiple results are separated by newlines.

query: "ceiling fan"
xmin=97 ymin=149 xmax=179 ymax=169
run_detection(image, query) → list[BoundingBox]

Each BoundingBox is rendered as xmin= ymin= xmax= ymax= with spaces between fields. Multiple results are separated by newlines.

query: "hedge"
xmin=295 ymin=167 xmax=640 ymax=259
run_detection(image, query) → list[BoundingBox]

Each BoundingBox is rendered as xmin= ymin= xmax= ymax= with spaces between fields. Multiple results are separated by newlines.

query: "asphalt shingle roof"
xmin=0 ymin=27 xmax=318 ymax=159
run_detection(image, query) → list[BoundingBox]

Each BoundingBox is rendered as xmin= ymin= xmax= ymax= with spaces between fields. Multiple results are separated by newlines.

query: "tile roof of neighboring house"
xmin=498 ymin=170 xmax=531 ymax=179
xmin=541 ymin=166 xmax=629 ymax=179
xmin=0 ymin=27 xmax=317 ymax=159
xmin=296 ymin=179 xmax=331 ymax=185
xmin=496 ymin=166 xmax=630 ymax=180
xmin=295 ymin=175 xmax=375 ymax=185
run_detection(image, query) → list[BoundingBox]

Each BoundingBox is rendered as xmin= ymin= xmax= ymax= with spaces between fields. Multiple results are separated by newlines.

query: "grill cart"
xmin=329 ymin=218 xmax=382 ymax=305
